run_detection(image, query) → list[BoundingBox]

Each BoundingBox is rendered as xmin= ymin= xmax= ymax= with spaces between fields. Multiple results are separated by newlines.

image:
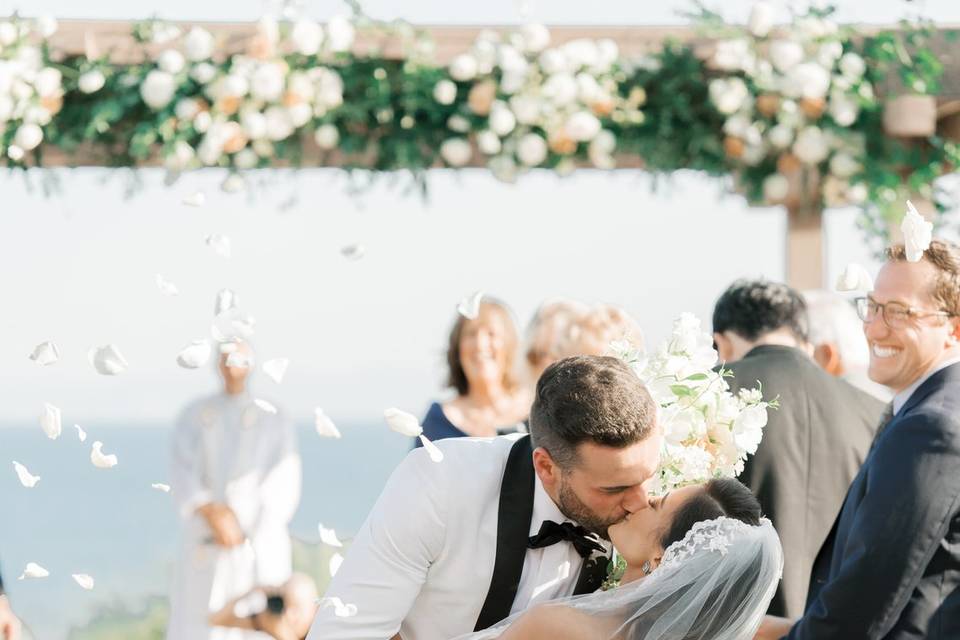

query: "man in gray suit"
xmin=712 ymin=279 xmax=884 ymax=619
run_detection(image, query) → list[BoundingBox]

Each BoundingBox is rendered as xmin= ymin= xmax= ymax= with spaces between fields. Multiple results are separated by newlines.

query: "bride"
xmin=457 ymin=477 xmax=783 ymax=640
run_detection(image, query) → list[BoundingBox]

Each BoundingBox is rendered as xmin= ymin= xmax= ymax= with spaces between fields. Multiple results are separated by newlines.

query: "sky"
xmin=0 ymin=0 xmax=955 ymax=428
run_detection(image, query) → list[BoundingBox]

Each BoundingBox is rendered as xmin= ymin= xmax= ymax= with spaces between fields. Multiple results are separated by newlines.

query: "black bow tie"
xmin=528 ymin=520 xmax=606 ymax=559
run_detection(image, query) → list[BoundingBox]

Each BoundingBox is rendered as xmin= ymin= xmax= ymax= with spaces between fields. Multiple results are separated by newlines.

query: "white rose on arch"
xmin=708 ymin=77 xmax=749 ymax=116
xmin=440 ymin=138 xmax=472 ymax=167
xmin=783 ymin=62 xmax=831 ymax=100
xmin=432 ymin=79 xmax=457 ymax=105
xmin=565 ymin=111 xmax=601 ymax=142
xmin=184 ymin=27 xmax=215 ymax=61
xmin=792 ymin=126 xmax=830 ymax=164
xmin=489 ymin=101 xmax=517 ymax=137
xmin=449 ymin=53 xmax=479 ymax=82
xmin=517 ymin=133 xmax=548 ymax=167
xmin=769 ymin=39 xmax=804 ymax=73
xmin=141 ymin=70 xmax=177 ymax=110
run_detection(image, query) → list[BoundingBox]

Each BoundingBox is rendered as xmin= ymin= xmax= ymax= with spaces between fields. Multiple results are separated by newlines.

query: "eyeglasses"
xmin=855 ymin=297 xmax=952 ymax=328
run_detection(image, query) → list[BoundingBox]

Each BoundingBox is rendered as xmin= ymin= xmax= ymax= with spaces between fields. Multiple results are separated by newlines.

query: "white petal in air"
xmin=155 ymin=274 xmax=180 ymax=296
xmin=340 ymin=244 xmax=365 ymax=261
xmin=91 ymin=441 xmax=118 ymax=469
xmin=177 ymin=340 xmax=212 ymax=369
xmin=89 ymin=344 xmax=129 ymax=375
xmin=901 ymin=200 xmax=934 ymax=263
xmin=318 ymin=596 xmax=358 ymax=618
xmin=151 ymin=483 xmax=171 ymax=492
xmin=72 ymin=574 xmax=95 ymax=590
xmin=262 ymin=358 xmax=289 ymax=384
xmin=314 ymin=409 xmax=342 ymax=438
xmin=384 ymin=408 xmax=423 ymax=437
xmin=329 ymin=552 xmax=344 ymax=577
xmin=419 ymin=435 xmax=444 ymax=462
xmin=29 ymin=341 xmax=60 ymax=366
xmin=182 ymin=191 xmax=206 ymax=207
xmin=835 ymin=263 xmax=874 ymax=292
xmin=457 ymin=291 xmax=484 ymax=320
xmin=13 ymin=461 xmax=40 ymax=488
xmin=75 ymin=424 xmax=87 ymax=442
xmin=254 ymin=398 xmax=277 ymax=414
xmin=40 ymin=403 xmax=62 ymax=440
xmin=18 ymin=563 xmax=49 ymax=580
xmin=214 ymin=289 xmax=237 ymax=316
xmin=319 ymin=523 xmax=344 ymax=547
xmin=205 ymin=234 xmax=232 ymax=258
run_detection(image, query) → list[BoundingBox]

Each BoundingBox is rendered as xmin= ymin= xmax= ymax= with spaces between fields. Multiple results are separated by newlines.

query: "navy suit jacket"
xmin=789 ymin=362 xmax=960 ymax=639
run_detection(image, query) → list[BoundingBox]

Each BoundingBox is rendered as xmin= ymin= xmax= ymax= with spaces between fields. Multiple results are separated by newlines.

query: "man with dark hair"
xmin=713 ymin=279 xmax=884 ymax=619
xmin=758 ymin=239 xmax=960 ymax=639
xmin=308 ymin=355 xmax=662 ymax=640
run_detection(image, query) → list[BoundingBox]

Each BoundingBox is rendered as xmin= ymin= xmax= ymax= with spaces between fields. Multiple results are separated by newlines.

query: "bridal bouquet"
xmin=610 ymin=313 xmax=777 ymax=496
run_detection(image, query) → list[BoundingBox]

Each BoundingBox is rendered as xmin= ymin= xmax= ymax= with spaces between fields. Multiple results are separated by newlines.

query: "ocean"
xmin=0 ymin=424 xmax=411 ymax=640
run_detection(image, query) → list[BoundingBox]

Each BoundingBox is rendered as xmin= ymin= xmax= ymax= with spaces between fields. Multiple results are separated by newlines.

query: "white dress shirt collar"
xmin=893 ymin=356 xmax=960 ymax=416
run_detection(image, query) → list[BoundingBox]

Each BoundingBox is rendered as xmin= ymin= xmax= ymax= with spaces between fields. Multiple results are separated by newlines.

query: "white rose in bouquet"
xmin=611 ymin=313 xmax=776 ymax=494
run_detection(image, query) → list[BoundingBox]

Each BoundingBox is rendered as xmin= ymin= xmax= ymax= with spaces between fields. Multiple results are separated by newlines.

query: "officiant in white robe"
xmin=167 ymin=342 xmax=302 ymax=640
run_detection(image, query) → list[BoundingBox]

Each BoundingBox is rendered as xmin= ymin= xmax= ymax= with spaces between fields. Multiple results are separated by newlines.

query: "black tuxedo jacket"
xmin=791 ymin=362 xmax=960 ymax=639
xmin=724 ymin=345 xmax=884 ymax=617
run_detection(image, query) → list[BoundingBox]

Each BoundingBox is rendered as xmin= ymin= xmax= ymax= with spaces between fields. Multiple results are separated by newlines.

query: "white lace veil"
xmin=457 ymin=517 xmax=783 ymax=640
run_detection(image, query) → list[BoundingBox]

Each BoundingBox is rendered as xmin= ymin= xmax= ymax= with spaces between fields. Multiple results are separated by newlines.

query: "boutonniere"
xmin=601 ymin=551 xmax=626 ymax=591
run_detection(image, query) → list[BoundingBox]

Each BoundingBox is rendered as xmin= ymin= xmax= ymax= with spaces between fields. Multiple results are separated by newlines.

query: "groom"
xmin=307 ymin=355 xmax=662 ymax=640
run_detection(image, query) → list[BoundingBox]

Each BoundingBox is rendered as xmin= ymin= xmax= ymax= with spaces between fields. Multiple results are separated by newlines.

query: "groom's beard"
xmin=557 ymin=479 xmax=623 ymax=540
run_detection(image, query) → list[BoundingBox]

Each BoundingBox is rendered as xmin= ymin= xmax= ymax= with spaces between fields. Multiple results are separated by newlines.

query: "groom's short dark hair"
xmin=529 ymin=355 xmax=657 ymax=469
xmin=712 ymin=279 xmax=809 ymax=343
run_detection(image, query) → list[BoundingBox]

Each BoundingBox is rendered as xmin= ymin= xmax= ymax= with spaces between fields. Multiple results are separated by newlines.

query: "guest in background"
xmin=804 ymin=290 xmax=892 ymax=401
xmin=712 ymin=280 xmax=884 ymax=619
xmin=0 ymin=563 xmax=22 ymax=640
xmin=524 ymin=298 xmax=589 ymax=384
xmin=524 ymin=300 xmax=643 ymax=387
xmin=759 ymin=240 xmax=960 ymax=639
xmin=167 ymin=341 xmax=302 ymax=640
xmin=419 ymin=297 xmax=530 ymax=443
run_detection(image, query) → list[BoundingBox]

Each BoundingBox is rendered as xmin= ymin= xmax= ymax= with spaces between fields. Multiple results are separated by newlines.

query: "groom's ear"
xmin=533 ymin=447 xmax=561 ymax=488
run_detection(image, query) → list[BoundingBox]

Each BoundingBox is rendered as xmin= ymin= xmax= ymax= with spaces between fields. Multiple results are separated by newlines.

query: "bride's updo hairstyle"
xmin=660 ymin=478 xmax=761 ymax=551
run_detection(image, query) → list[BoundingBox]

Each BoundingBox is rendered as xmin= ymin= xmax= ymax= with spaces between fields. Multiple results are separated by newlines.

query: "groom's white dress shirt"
xmin=306 ymin=434 xmax=602 ymax=640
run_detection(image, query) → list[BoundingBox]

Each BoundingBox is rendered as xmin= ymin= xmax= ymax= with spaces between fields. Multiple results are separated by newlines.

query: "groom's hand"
xmin=754 ymin=615 xmax=794 ymax=640
xmin=199 ymin=502 xmax=245 ymax=547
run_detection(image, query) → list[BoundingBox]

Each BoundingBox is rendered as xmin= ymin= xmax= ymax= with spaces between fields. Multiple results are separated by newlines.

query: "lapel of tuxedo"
xmin=573 ymin=548 xmax=610 ymax=595
xmin=474 ymin=435 xmax=535 ymax=632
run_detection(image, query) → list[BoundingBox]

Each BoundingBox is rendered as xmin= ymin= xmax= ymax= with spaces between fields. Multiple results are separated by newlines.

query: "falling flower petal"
xmin=214 ymin=289 xmax=237 ymax=316
xmin=155 ymin=274 xmax=180 ymax=296
xmin=319 ymin=524 xmax=344 ymax=547
xmin=88 ymin=344 xmax=129 ymax=376
xmin=13 ymin=461 xmax=40 ymax=488
xmin=177 ymin=340 xmax=212 ymax=369
xmin=457 ymin=291 xmax=484 ymax=320
xmin=901 ymin=200 xmax=933 ymax=263
xmin=262 ymin=358 xmax=289 ymax=384
xmin=835 ymin=263 xmax=874 ymax=292
xmin=205 ymin=234 xmax=232 ymax=258
xmin=419 ymin=435 xmax=444 ymax=462
xmin=182 ymin=191 xmax=206 ymax=207
xmin=318 ymin=596 xmax=357 ymax=618
xmin=40 ymin=403 xmax=62 ymax=440
xmin=254 ymin=399 xmax=277 ymax=414
xmin=75 ymin=424 xmax=87 ymax=442
xmin=91 ymin=441 xmax=118 ymax=469
xmin=384 ymin=408 xmax=423 ymax=437
xmin=211 ymin=309 xmax=256 ymax=342
xmin=329 ymin=553 xmax=344 ymax=577
xmin=314 ymin=409 xmax=342 ymax=438
xmin=18 ymin=563 xmax=49 ymax=580
xmin=340 ymin=244 xmax=365 ymax=261
xmin=151 ymin=483 xmax=171 ymax=492
xmin=29 ymin=341 xmax=59 ymax=366
xmin=72 ymin=574 xmax=95 ymax=590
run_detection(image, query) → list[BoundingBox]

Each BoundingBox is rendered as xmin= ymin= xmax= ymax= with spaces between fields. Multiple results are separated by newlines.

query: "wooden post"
xmin=786 ymin=201 xmax=824 ymax=290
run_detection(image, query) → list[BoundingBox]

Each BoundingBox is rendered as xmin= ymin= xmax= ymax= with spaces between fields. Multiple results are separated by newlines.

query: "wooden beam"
xmin=786 ymin=203 xmax=824 ymax=290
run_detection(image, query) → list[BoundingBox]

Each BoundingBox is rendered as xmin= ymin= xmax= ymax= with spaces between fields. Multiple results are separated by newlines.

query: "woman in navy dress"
xmin=417 ymin=297 xmax=530 ymax=446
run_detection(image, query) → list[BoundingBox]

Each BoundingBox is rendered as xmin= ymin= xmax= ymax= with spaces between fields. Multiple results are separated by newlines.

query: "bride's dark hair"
xmin=660 ymin=478 xmax=761 ymax=551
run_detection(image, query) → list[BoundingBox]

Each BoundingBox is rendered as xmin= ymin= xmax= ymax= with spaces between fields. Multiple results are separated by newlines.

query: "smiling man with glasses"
xmin=757 ymin=239 xmax=960 ymax=640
